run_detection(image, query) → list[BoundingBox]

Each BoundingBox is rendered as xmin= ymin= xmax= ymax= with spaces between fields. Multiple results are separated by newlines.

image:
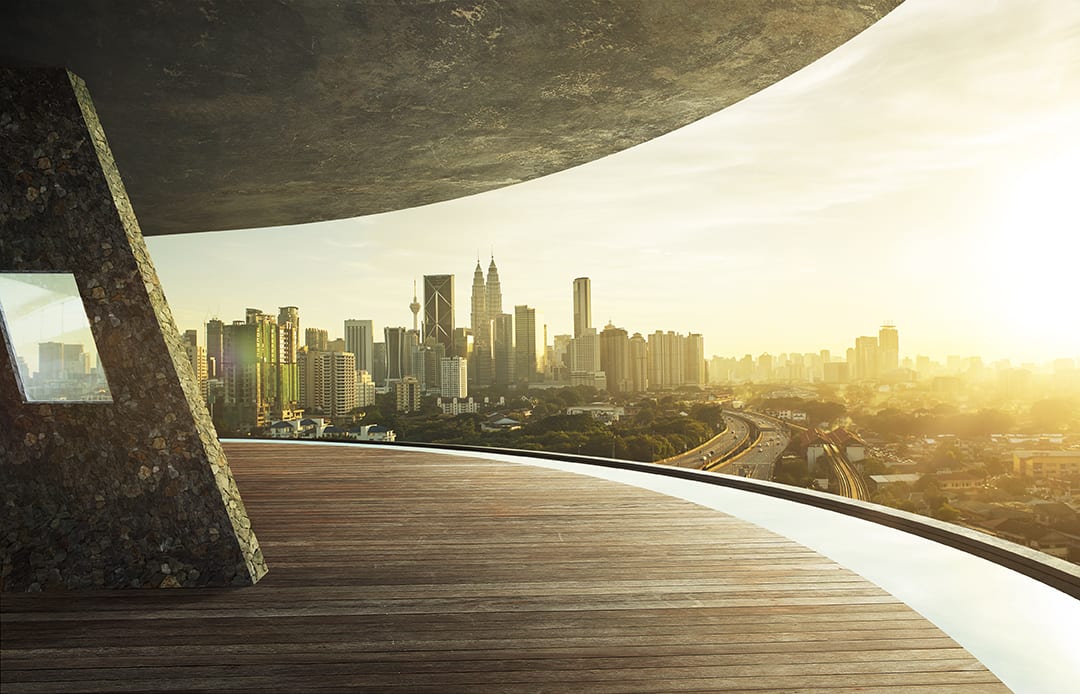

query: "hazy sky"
xmin=148 ymin=0 xmax=1080 ymax=365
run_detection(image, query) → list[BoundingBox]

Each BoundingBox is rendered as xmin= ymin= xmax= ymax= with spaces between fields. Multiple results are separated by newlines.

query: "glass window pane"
xmin=0 ymin=273 xmax=113 ymax=403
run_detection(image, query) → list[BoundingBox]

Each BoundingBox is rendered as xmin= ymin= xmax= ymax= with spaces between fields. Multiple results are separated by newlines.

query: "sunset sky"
xmin=148 ymin=0 xmax=1080 ymax=365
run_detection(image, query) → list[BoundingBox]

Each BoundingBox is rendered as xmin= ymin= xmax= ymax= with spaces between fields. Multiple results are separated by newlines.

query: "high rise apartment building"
xmin=629 ymin=333 xmax=648 ymax=392
xmin=423 ymin=274 xmax=454 ymax=355
xmin=440 ymin=356 xmax=468 ymax=399
xmin=854 ymin=335 xmax=879 ymax=381
xmin=395 ymin=376 xmax=421 ymax=413
xmin=647 ymin=331 xmax=685 ymax=389
xmin=572 ymin=277 xmax=591 ymax=338
xmin=684 ymin=333 xmax=705 ymax=386
xmin=599 ymin=323 xmax=631 ymax=394
xmin=304 ymin=327 xmax=328 ymax=351
xmin=357 ymin=369 xmax=375 ymax=408
xmin=297 ymin=347 xmax=358 ymax=418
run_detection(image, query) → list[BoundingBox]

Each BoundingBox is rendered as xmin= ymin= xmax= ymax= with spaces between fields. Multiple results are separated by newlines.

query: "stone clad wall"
xmin=0 ymin=68 xmax=267 ymax=590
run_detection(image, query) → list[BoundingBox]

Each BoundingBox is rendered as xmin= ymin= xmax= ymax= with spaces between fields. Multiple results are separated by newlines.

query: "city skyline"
xmin=147 ymin=0 xmax=1080 ymax=364
xmin=181 ymin=285 xmax=1074 ymax=376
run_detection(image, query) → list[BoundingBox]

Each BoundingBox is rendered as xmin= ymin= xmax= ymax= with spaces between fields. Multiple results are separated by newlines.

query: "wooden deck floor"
xmin=1 ymin=442 xmax=1007 ymax=692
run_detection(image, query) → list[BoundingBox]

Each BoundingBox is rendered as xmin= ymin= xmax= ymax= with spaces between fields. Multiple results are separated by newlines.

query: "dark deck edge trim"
xmin=229 ymin=438 xmax=1080 ymax=599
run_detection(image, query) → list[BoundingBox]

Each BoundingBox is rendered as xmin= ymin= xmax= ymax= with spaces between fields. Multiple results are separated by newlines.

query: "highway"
xmin=666 ymin=414 xmax=749 ymax=469
xmin=704 ymin=411 xmax=789 ymax=480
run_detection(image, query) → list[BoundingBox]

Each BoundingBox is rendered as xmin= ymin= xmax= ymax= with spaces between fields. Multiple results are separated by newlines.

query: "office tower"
xmin=470 ymin=260 xmax=492 ymax=389
xmin=357 ymin=370 xmax=375 ymax=407
xmin=440 ymin=356 xmax=468 ymax=398
xmin=471 ymin=260 xmax=488 ymax=341
xmin=684 ymin=333 xmax=705 ymax=386
xmin=344 ymin=319 xmax=375 ymax=375
xmin=854 ymin=335 xmax=879 ymax=380
xmin=492 ymin=313 xmax=515 ymax=388
xmin=409 ymin=280 xmax=421 ymax=332
xmin=628 ymin=333 xmax=648 ymax=392
xmin=514 ymin=305 xmax=545 ymax=384
xmin=486 ymin=257 xmax=502 ymax=316
xmin=205 ymin=318 xmax=224 ymax=379
xmin=403 ymin=329 xmax=421 ymax=377
xmin=304 ymin=327 xmax=328 ymax=352
xmin=452 ymin=327 xmax=473 ymax=363
xmin=327 ymin=338 xmax=346 ymax=352
xmin=878 ymin=322 xmax=899 ymax=374
xmin=423 ymin=274 xmax=454 ymax=355
xmin=384 ymin=327 xmax=407 ymax=381
xmin=599 ymin=323 xmax=630 ymax=394
xmin=183 ymin=329 xmax=208 ymax=401
xmin=572 ymin=277 xmax=591 ymax=338
xmin=395 ymin=376 xmax=422 ymax=413
xmin=372 ymin=342 xmax=387 ymax=386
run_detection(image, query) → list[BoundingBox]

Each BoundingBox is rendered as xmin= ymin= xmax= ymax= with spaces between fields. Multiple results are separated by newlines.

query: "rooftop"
xmin=3 ymin=441 xmax=1077 ymax=692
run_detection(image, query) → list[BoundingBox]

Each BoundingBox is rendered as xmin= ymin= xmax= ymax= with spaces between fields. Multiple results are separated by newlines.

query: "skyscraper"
xmin=344 ymin=319 xmax=375 ymax=375
xmin=572 ymin=277 xmax=592 ymax=338
xmin=205 ymin=318 xmax=224 ymax=379
xmin=599 ymin=323 xmax=630 ymax=394
xmin=486 ymin=257 xmax=502 ymax=317
xmin=384 ymin=327 xmax=407 ymax=381
xmin=440 ymin=356 xmax=468 ymax=399
xmin=423 ymin=274 xmax=454 ymax=355
xmin=629 ymin=333 xmax=648 ymax=392
xmin=183 ymin=329 xmax=208 ymax=400
xmin=854 ymin=335 xmax=879 ymax=380
xmin=492 ymin=313 xmax=515 ymax=388
xmin=277 ymin=307 xmax=300 ymax=412
xmin=304 ymin=327 xmax=328 ymax=352
xmin=684 ymin=333 xmax=705 ymax=386
xmin=878 ymin=322 xmax=899 ymax=374
xmin=470 ymin=260 xmax=487 ymax=342
xmin=514 ymin=305 xmax=545 ymax=383
xmin=647 ymin=331 xmax=686 ymax=389
xmin=298 ymin=349 xmax=358 ymax=418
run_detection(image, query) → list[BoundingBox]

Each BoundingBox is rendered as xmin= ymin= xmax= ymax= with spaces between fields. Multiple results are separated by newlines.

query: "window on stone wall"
xmin=0 ymin=273 xmax=113 ymax=403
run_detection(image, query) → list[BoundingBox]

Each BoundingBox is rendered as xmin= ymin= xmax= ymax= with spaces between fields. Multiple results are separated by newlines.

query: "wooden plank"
xmin=0 ymin=442 xmax=1005 ymax=693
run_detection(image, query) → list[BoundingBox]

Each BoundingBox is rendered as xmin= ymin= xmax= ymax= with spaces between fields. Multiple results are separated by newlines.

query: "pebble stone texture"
xmin=0 ymin=68 xmax=267 ymax=591
xmin=1 ymin=0 xmax=903 ymax=235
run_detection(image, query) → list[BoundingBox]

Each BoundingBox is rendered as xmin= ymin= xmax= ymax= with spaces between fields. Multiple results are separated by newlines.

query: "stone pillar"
xmin=0 ymin=68 xmax=267 ymax=590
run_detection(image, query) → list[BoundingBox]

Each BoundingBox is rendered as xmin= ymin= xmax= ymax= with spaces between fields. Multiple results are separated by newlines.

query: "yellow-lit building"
xmin=1012 ymin=451 xmax=1080 ymax=478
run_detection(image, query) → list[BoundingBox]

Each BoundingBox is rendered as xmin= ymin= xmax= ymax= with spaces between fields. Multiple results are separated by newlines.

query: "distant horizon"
xmin=149 ymin=0 xmax=1080 ymax=367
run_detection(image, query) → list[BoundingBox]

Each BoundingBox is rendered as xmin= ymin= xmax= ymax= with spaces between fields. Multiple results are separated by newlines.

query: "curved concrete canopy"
xmin=2 ymin=1 xmax=901 ymax=235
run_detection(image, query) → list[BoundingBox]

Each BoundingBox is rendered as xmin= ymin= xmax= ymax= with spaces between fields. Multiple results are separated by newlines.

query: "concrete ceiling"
xmin=2 ymin=1 xmax=902 ymax=236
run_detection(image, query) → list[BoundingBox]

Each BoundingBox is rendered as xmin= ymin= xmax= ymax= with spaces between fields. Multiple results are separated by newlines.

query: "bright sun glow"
xmin=983 ymin=148 xmax=1080 ymax=356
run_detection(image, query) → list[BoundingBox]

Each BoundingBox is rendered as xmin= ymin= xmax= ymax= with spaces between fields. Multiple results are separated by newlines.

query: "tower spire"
xmin=409 ymin=279 xmax=421 ymax=332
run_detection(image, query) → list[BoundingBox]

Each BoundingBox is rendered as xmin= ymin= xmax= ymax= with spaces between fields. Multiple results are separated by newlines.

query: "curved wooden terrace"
xmin=3 ymin=441 xmax=1078 ymax=692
